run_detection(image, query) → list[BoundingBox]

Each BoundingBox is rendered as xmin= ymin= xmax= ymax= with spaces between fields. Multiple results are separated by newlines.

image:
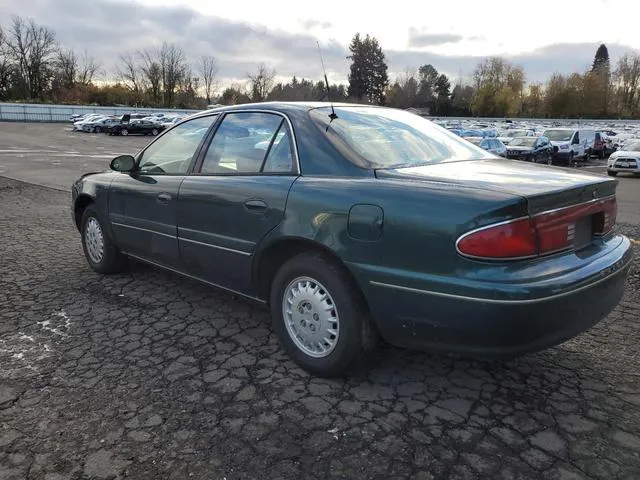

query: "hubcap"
xmin=85 ymin=217 xmax=104 ymax=264
xmin=282 ymin=276 xmax=339 ymax=358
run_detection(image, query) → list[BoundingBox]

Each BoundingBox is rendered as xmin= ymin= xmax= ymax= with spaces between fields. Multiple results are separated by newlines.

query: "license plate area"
xmin=573 ymin=215 xmax=594 ymax=250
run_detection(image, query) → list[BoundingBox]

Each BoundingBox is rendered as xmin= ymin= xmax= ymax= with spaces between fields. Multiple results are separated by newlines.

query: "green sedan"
xmin=71 ymin=103 xmax=633 ymax=377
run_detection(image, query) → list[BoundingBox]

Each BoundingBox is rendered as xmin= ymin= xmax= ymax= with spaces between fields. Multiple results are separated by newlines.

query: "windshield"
xmin=510 ymin=137 xmax=536 ymax=147
xmin=544 ymin=130 xmax=572 ymax=141
xmin=309 ymin=106 xmax=492 ymax=168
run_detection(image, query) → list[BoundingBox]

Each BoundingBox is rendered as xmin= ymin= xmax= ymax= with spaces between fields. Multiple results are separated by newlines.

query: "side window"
xmin=200 ymin=112 xmax=284 ymax=174
xmin=574 ymin=132 xmax=580 ymax=144
xmin=138 ymin=115 xmax=217 ymax=175
xmin=263 ymin=125 xmax=295 ymax=173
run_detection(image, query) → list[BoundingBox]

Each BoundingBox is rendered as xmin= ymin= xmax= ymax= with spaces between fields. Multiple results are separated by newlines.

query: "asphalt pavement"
xmin=1 ymin=123 xmax=640 ymax=480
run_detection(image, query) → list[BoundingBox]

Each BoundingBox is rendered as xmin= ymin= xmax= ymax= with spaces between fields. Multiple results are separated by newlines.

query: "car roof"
xmin=190 ymin=101 xmax=383 ymax=118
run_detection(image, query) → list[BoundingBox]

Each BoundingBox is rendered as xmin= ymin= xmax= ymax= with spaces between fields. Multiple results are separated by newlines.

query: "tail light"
xmin=457 ymin=197 xmax=617 ymax=260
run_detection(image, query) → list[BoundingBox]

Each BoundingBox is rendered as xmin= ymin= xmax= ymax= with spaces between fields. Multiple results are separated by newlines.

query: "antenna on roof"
xmin=316 ymin=41 xmax=337 ymax=120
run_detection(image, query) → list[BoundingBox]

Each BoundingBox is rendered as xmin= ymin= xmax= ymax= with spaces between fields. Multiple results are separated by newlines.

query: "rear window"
xmin=309 ymin=106 xmax=492 ymax=169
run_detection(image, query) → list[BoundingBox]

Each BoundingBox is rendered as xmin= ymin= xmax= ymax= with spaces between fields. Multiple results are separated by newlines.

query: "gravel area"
xmin=0 ymin=176 xmax=639 ymax=480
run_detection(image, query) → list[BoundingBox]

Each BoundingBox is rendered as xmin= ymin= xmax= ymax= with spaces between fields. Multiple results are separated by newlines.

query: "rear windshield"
xmin=309 ymin=106 xmax=493 ymax=168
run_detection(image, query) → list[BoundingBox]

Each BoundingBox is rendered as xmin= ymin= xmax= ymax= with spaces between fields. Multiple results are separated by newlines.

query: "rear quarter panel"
xmin=262 ymin=176 xmax=527 ymax=278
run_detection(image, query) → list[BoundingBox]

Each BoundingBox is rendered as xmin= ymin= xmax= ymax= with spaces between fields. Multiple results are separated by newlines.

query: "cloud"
xmin=0 ymin=0 xmax=635 ymax=87
xmin=300 ymin=19 xmax=332 ymax=30
xmin=408 ymin=29 xmax=463 ymax=47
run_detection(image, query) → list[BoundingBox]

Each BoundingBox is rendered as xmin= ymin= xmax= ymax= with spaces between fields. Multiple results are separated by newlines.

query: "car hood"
xmin=375 ymin=158 xmax=616 ymax=213
xmin=610 ymin=150 xmax=640 ymax=158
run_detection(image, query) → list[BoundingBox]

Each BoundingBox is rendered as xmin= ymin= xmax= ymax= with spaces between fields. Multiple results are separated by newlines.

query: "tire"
xmin=121 ymin=129 xmax=129 ymax=136
xmin=95 ymin=126 xmax=101 ymax=133
xmin=151 ymin=129 xmax=159 ymax=136
xmin=546 ymin=153 xmax=553 ymax=165
xmin=607 ymin=170 xmax=618 ymax=177
xmin=569 ymin=152 xmax=576 ymax=167
xmin=270 ymin=252 xmax=377 ymax=377
xmin=81 ymin=205 xmax=126 ymax=274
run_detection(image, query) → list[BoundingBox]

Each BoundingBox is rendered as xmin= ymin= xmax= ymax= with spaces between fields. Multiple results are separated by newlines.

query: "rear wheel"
xmin=607 ymin=170 xmax=618 ymax=177
xmin=270 ymin=252 xmax=376 ymax=377
xmin=94 ymin=126 xmax=101 ymax=133
xmin=121 ymin=129 xmax=129 ymax=136
xmin=546 ymin=152 xmax=553 ymax=165
xmin=151 ymin=128 xmax=159 ymax=136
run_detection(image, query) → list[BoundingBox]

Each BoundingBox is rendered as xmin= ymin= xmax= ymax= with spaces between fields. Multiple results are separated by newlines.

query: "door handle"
xmin=157 ymin=192 xmax=172 ymax=205
xmin=244 ymin=199 xmax=268 ymax=213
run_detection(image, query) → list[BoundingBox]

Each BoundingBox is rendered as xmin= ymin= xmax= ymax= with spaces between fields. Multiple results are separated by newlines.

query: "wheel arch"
xmin=74 ymin=194 xmax=94 ymax=231
xmin=253 ymin=237 xmax=370 ymax=311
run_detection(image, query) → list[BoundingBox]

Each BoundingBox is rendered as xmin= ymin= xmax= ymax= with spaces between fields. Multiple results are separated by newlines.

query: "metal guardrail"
xmin=0 ymin=102 xmax=201 ymax=123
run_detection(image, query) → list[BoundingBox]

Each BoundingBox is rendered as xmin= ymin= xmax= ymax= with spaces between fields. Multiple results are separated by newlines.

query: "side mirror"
xmin=110 ymin=154 xmax=136 ymax=172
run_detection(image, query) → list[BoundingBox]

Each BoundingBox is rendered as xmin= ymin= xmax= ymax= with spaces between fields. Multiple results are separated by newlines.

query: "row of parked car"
xmin=70 ymin=112 xmax=185 ymax=136
xmin=446 ymin=125 xmax=625 ymax=166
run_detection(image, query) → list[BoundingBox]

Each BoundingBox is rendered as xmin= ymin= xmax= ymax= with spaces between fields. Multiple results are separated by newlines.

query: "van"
xmin=541 ymin=128 xmax=595 ymax=165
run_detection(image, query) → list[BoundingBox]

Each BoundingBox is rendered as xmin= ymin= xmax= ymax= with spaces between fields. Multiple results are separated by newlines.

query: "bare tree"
xmin=55 ymin=48 xmax=77 ymax=89
xmin=0 ymin=26 xmax=12 ymax=99
xmin=614 ymin=53 xmax=640 ymax=117
xmin=5 ymin=16 xmax=57 ymax=99
xmin=138 ymin=47 xmax=162 ymax=104
xmin=199 ymin=54 xmax=219 ymax=104
xmin=77 ymin=51 xmax=101 ymax=85
xmin=158 ymin=42 xmax=187 ymax=107
xmin=117 ymin=53 xmax=140 ymax=90
xmin=248 ymin=63 xmax=276 ymax=102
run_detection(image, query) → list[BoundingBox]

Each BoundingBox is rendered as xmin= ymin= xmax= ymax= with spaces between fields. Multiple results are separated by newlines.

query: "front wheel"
xmin=151 ymin=128 xmax=159 ymax=136
xmin=81 ymin=206 xmax=126 ymax=274
xmin=120 ymin=129 xmax=129 ymax=136
xmin=607 ymin=170 xmax=618 ymax=177
xmin=270 ymin=252 xmax=377 ymax=377
xmin=94 ymin=126 xmax=101 ymax=133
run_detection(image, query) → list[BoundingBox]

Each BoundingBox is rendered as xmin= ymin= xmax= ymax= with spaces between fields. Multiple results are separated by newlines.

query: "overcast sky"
xmin=1 ymin=0 xmax=638 ymax=88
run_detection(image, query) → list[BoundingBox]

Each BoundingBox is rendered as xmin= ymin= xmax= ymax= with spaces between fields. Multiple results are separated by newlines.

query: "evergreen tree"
xmin=592 ymin=44 xmax=610 ymax=73
xmin=347 ymin=33 xmax=389 ymax=105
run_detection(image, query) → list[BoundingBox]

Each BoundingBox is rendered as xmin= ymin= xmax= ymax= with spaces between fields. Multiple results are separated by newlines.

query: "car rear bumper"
xmin=350 ymin=235 xmax=633 ymax=357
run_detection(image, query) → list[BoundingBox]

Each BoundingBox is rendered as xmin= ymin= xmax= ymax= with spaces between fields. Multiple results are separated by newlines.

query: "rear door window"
xmin=199 ymin=112 xmax=288 ymax=174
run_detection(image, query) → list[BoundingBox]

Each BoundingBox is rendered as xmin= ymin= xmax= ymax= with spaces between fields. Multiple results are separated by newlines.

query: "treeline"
xmin=2 ymin=15 xmax=640 ymax=118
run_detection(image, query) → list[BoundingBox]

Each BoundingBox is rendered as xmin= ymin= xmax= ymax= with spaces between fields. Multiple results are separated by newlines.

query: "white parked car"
xmin=161 ymin=116 xmax=183 ymax=128
xmin=607 ymin=141 xmax=640 ymax=177
xmin=497 ymin=129 xmax=535 ymax=145
xmin=73 ymin=114 xmax=105 ymax=132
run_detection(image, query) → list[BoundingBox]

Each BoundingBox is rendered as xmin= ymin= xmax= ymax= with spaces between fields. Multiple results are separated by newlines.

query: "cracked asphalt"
xmin=1 ymin=130 xmax=640 ymax=479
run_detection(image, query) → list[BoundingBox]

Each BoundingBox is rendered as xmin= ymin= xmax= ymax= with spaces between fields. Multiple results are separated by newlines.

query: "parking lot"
xmin=1 ymin=123 xmax=640 ymax=479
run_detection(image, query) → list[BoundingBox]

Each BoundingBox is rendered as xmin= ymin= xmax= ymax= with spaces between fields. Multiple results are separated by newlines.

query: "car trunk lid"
xmin=376 ymin=158 xmax=618 ymax=257
xmin=374 ymin=158 xmax=616 ymax=215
